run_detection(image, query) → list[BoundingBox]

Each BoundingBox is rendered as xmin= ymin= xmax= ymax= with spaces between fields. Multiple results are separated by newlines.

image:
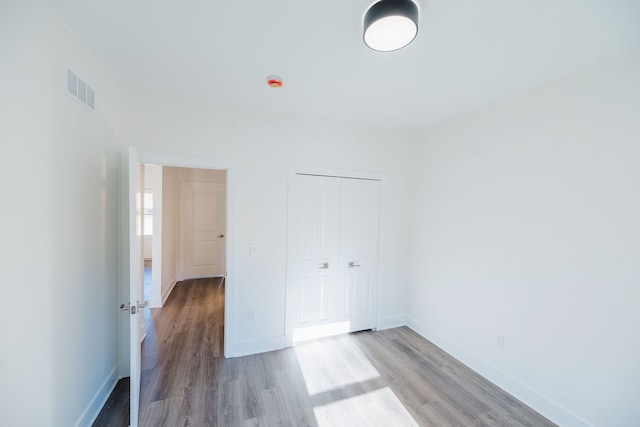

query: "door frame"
xmin=284 ymin=165 xmax=386 ymax=347
xmin=136 ymin=150 xmax=238 ymax=358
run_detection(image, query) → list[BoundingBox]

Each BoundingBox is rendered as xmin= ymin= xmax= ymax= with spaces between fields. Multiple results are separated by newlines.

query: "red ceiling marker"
xmin=267 ymin=76 xmax=283 ymax=88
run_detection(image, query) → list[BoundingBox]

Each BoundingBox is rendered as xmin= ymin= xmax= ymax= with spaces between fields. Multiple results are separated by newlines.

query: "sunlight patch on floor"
xmin=294 ymin=333 xmax=380 ymax=396
xmin=292 ymin=321 xmax=352 ymax=343
xmin=313 ymin=387 xmax=419 ymax=427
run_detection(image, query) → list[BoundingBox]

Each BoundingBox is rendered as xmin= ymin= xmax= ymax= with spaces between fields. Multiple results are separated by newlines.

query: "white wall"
xmin=161 ymin=166 xmax=179 ymax=304
xmin=0 ymin=2 xmax=122 ymax=426
xmin=408 ymin=50 xmax=640 ymax=427
xmin=119 ymin=90 xmax=415 ymax=355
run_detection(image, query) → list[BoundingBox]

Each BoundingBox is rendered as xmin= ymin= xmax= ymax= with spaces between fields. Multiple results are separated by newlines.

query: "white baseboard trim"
xmin=161 ymin=277 xmax=177 ymax=306
xmin=377 ymin=314 xmax=407 ymax=330
xmin=233 ymin=335 xmax=287 ymax=358
xmin=74 ymin=364 xmax=119 ymax=427
xmin=406 ymin=317 xmax=592 ymax=427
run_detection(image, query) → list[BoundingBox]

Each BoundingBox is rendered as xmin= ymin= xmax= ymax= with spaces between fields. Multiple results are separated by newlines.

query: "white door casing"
xmin=179 ymin=181 xmax=226 ymax=280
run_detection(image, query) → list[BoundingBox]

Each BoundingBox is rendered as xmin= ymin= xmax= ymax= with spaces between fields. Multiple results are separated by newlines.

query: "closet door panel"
xmin=287 ymin=175 xmax=340 ymax=337
xmin=339 ymin=179 xmax=381 ymax=331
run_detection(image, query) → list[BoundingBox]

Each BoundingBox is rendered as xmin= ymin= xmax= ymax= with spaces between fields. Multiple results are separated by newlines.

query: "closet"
xmin=286 ymin=173 xmax=381 ymax=343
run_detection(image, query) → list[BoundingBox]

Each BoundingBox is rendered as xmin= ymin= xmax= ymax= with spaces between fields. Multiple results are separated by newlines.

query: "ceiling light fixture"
xmin=363 ymin=0 xmax=419 ymax=52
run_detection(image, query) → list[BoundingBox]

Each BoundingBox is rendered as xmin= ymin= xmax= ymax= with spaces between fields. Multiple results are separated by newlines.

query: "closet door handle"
xmin=348 ymin=261 xmax=361 ymax=268
xmin=319 ymin=262 xmax=329 ymax=269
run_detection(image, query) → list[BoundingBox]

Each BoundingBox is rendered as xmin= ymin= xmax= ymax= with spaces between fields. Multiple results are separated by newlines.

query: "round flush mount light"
xmin=267 ymin=76 xmax=283 ymax=88
xmin=363 ymin=0 xmax=419 ymax=52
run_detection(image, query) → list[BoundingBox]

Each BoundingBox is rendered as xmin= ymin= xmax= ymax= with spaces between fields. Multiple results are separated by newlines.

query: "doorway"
xmin=142 ymin=165 xmax=228 ymax=312
xmin=125 ymin=150 xmax=238 ymax=425
xmin=132 ymin=151 xmax=238 ymax=358
xmin=137 ymin=165 xmax=228 ymax=346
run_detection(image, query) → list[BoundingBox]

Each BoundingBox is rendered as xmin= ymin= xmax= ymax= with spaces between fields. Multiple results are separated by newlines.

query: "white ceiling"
xmin=50 ymin=0 xmax=640 ymax=131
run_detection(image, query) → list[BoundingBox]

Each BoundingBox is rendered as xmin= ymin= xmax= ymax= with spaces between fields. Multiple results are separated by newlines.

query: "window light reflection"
xmin=313 ymin=387 xmax=419 ymax=427
xmin=293 ymin=331 xmax=380 ymax=396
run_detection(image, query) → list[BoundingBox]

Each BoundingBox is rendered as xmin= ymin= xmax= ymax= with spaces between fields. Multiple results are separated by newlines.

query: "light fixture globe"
xmin=363 ymin=0 xmax=419 ymax=52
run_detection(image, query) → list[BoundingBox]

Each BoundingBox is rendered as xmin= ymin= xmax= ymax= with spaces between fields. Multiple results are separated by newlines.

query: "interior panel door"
xmin=287 ymin=174 xmax=341 ymax=340
xmin=179 ymin=181 xmax=226 ymax=279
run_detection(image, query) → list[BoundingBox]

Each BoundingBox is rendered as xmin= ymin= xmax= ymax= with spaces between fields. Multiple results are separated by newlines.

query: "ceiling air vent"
xmin=67 ymin=68 xmax=95 ymax=111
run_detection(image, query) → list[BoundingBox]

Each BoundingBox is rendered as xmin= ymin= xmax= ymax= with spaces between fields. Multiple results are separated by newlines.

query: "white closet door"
xmin=286 ymin=173 xmax=381 ymax=343
xmin=338 ymin=178 xmax=381 ymax=332
xmin=287 ymin=175 xmax=341 ymax=339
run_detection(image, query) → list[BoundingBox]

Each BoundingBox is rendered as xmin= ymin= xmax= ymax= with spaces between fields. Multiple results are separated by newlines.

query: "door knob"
xmin=218 ymin=234 xmax=225 ymax=238
xmin=137 ymin=300 xmax=148 ymax=309
xmin=120 ymin=303 xmax=136 ymax=314
xmin=318 ymin=262 xmax=329 ymax=269
xmin=348 ymin=261 xmax=361 ymax=268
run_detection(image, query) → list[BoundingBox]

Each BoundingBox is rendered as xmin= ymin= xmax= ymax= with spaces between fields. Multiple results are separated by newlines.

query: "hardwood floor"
xmin=95 ymin=277 xmax=556 ymax=426
xmin=140 ymin=278 xmax=556 ymax=426
xmin=92 ymin=377 xmax=130 ymax=427
xmin=140 ymin=276 xmax=225 ymax=426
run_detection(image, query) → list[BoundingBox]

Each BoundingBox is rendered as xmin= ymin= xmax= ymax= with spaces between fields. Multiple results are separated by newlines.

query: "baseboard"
xmin=406 ymin=317 xmax=592 ymax=427
xmin=74 ymin=364 xmax=119 ymax=427
xmin=233 ymin=335 xmax=287 ymax=357
xmin=161 ymin=277 xmax=177 ymax=306
xmin=231 ymin=317 xmax=408 ymax=357
xmin=377 ymin=314 xmax=407 ymax=330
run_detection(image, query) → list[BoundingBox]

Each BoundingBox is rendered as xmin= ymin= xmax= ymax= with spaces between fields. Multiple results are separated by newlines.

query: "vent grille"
xmin=67 ymin=68 xmax=95 ymax=111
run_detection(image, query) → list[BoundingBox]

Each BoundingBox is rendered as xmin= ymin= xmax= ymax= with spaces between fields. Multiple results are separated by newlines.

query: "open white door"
xmin=128 ymin=147 xmax=144 ymax=426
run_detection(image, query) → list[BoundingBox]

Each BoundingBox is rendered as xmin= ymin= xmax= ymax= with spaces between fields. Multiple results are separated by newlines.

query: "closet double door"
xmin=286 ymin=173 xmax=381 ymax=343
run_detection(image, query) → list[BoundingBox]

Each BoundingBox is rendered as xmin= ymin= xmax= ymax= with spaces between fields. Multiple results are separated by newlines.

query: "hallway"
xmin=140 ymin=277 xmax=225 ymax=425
